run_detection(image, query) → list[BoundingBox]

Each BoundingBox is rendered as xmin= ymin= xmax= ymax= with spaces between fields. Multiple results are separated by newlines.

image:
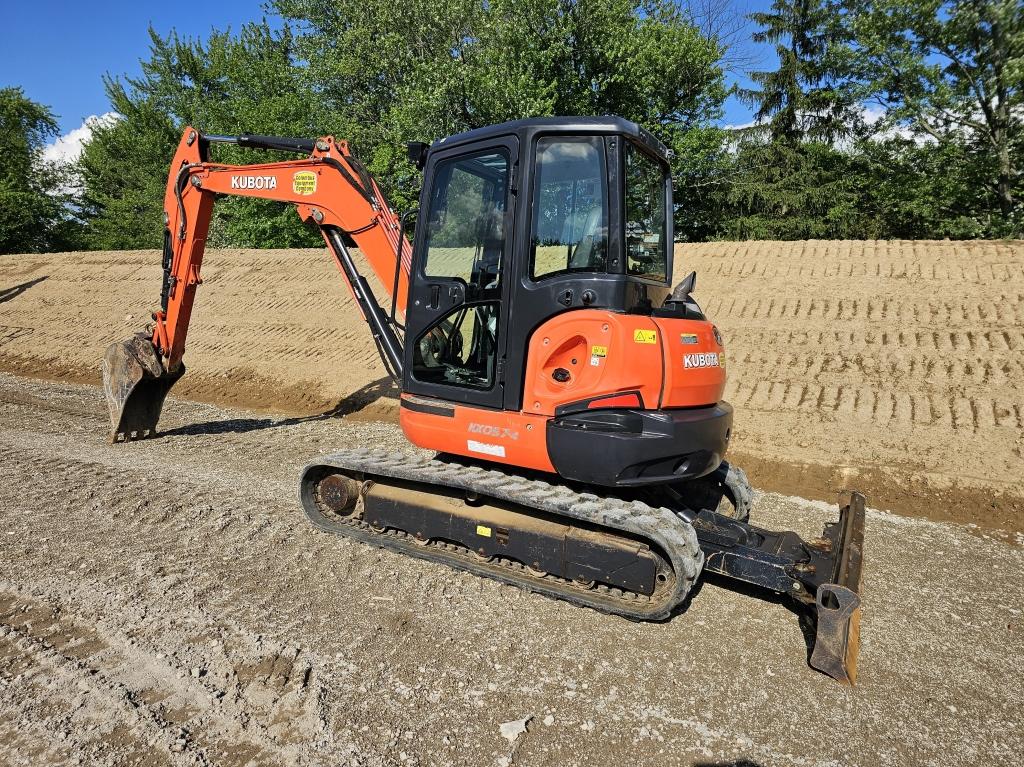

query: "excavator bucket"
xmin=101 ymin=333 xmax=184 ymax=442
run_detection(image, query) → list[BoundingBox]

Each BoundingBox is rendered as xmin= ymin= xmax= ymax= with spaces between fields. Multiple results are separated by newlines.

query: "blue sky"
xmin=0 ymin=0 xmax=773 ymax=147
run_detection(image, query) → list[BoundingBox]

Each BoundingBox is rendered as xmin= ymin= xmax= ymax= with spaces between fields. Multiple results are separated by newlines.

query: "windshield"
xmin=624 ymin=142 xmax=669 ymax=282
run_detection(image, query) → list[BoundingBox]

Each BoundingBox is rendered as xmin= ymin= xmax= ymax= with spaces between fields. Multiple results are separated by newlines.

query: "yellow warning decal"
xmin=633 ymin=329 xmax=657 ymax=344
xmin=476 ymin=525 xmax=492 ymax=537
xmin=292 ymin=170 xmax=317 ymax=196
xmin=719 ymin=352 xmax=726 ymax=368
xmin=591 ymin=345 xmax=608 ymax=357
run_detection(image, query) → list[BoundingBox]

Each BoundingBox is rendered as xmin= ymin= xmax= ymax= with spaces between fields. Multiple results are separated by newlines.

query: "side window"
xmin=423 ymin=151 xmax=509 ymax=295
xmin=530 ymin=137 xmax=608 ymax=279
xmin=624 ymin=142 xmax=668 ymax=282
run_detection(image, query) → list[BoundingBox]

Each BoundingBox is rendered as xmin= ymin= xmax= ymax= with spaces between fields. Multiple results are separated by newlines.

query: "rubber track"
xmin=298 ymin=448 xmax=704 ymax=621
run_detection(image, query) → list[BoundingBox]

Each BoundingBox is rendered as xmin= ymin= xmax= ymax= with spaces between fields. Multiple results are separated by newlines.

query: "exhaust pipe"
xmin=101 ymin=333 xmax=184 ymax=442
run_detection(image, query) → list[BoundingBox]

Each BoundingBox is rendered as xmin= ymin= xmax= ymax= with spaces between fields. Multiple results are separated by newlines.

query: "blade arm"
xmin=694 ymin=492 xmax=866 ymax=684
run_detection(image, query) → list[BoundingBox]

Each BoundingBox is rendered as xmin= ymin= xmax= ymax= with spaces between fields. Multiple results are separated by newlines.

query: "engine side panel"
xmin=519 ymin=310 xmax=663 ymax=417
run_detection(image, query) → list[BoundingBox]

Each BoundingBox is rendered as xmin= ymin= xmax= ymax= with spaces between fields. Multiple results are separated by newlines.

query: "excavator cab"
xmin=399 ymin=119 xmax=734 ymax=489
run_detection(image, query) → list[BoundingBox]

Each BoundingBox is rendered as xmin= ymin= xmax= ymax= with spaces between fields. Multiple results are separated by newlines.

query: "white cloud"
xmin=723 ymin=104 xmax=932 ymax=147
xmin=42 ymin=112 xmax=120 ymax=165
xmin=723 ymin=118 xmax=758 ymax=131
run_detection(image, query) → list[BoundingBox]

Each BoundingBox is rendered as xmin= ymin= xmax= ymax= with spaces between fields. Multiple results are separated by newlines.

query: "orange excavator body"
xmin=101 ymin=118 xmax=864 ymax=686
xmin=109 ymin=122 xmax=732 ymax=489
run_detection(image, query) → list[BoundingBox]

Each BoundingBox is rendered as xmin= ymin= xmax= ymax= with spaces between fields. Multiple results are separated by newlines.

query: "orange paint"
xmin=400 ymin=396 xmax=555 ymax=473
xmin=651 ymin=317 xmax=726 ymax=409
xmin=520 ymin=310 xmax=664 ymax=417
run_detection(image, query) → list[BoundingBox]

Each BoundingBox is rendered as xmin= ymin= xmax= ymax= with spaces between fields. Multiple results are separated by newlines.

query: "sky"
xmin=0 ymin=0 xmax=775 ymax=161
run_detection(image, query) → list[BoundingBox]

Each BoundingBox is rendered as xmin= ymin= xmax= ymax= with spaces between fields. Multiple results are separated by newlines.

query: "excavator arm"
xmin=102 ymin=127 xmax=411 ymax=441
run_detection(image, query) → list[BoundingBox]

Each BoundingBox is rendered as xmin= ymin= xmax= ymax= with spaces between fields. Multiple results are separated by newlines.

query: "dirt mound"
xmin=1 ymin=240 xmax=1022 ymax=528
xmin=681 ymin=239 xmax=1024 ymax=529
xmin=0 ymin=248 xmax=399 ymax=418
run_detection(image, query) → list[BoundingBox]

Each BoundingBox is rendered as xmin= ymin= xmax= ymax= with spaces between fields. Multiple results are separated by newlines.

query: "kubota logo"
xmin=684 ymin=352 xmax=722 ymax=369
xmin=230 ymin=175 xmax=277 ymax=190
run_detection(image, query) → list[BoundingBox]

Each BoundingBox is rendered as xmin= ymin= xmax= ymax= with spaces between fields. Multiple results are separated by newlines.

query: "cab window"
xmin=624 ymin=142 xmax=669 ymax=282
xmin=530 ymin=137 xmax=608 ymax=279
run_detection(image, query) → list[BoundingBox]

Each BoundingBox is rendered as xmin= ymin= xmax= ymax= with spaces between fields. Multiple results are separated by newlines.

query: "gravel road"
xmin=0 ymin=372 xmax=1021 ymax=767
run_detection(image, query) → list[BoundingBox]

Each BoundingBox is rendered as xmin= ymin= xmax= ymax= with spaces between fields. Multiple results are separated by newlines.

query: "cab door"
xmin=402 ymin=138 xmax=518 ymax=409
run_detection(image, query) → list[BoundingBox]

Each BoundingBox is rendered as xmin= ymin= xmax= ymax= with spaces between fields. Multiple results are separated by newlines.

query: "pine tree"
xmin=739 ymin=0 xmax=855 ymax=143
xmin=717 ymin=0 xmax=864 ymax=239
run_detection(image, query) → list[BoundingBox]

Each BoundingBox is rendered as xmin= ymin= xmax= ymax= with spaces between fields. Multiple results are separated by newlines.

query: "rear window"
xmin=530 ymin=137 xmax=608 ymax=279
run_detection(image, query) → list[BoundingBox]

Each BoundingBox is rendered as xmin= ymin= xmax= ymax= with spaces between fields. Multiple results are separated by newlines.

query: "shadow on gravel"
xmin=698 ymin=572 xmax=818 ymax=666
xmin=160 ymin=376 xmax=398 ymax=437
xmin=695 ymin=761 xmax=766 ymax=767
xmin=0 ymin=276 xmax=48 ymax=304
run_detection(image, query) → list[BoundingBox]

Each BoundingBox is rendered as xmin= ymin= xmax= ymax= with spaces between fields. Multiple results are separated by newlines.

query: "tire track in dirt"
xmin=0 ymin=582 xmax=329 ymax=767
xmin=676 ymin=239 xmax=1024 ymax=525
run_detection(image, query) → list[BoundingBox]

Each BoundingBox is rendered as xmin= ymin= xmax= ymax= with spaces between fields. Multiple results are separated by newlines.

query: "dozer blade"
xmin=807 ymin=491 xmax=865 ymax=684
xmin=693 ymin=490 xmax=866 ymax=685
xmin=101 ymin=333 xmax=185 ymax=442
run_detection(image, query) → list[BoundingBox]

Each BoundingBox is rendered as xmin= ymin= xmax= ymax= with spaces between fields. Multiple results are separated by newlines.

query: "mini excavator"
xmin=103 ymin=118 xmax=865 ymax=683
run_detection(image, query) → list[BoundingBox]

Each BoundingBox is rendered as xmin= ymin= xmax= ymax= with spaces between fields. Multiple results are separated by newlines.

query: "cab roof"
xmin=431 ymin=116 xmax=671 ymax=163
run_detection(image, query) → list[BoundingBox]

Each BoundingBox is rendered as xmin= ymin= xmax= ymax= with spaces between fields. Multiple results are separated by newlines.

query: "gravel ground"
xmin=0 ymin=372 xmax=1021 ymax=767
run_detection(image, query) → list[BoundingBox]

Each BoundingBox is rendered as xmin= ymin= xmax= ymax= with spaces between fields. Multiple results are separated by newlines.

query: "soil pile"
xmin=2 ymin=240 xmax=1021 ymax=527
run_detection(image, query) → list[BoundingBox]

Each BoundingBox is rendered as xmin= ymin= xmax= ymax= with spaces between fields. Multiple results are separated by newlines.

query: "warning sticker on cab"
xmin=591 ymin=345 xmax=608 ymax=357
xmin=476 ymin=525 xmax=492 ymax=538
xmin=633 ymin=329 xmax=657 ymax=344
xmin=292 ymin=170 xmax=317 ymax=196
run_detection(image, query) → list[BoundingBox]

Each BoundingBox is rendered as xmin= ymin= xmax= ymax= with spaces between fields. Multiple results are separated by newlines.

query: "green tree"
xmin=79 ymin=2 xmax=729 ymax=247
xmin=847 ymin=135 xmax=996 ymax=238
xmin=273 ymin=0 xmax=729 ymax=238
xmin=77 ymin=100 xmax=178 ymax=250
xmin=722 ymin=141 xmax=866 ymax=239
xmin=845 ymin=0 xmax=1022 ymax=228
xmin=719 ymin=0 xmax=862 ymax=239
xmin=78 ymin=22 xmax=321 ymax=250
xmin=740 ymin=0 xmax=857 ymax=143
xmin=0 ymin=87 xmax=80 ymax=254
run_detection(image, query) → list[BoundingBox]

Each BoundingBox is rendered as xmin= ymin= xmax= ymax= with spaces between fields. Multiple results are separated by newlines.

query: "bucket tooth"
xmin=101 ymin=333 xmax=184 ymax=442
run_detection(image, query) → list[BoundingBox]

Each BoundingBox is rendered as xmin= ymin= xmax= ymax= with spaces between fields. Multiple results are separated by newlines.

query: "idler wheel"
xmin=316 ymin=474 xmax=362 ymax=516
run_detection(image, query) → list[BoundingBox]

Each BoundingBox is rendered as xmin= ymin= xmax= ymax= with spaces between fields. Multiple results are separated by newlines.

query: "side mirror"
xmin=407 ymin=141 xmax=428 ymax=170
